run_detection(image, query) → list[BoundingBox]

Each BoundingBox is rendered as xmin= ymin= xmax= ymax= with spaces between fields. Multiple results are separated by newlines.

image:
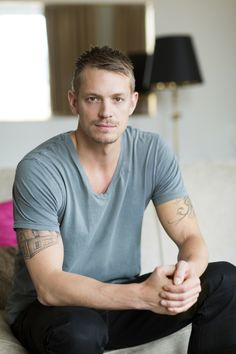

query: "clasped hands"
xmin=142 ymin=260 xmax=201 ymax=315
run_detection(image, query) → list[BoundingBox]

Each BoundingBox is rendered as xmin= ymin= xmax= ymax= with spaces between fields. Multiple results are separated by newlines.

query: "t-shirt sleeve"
xmin=152 ymin=137 xmax=187 ymax=205
xmin=13 ymin=158 xmax=64 ymax=232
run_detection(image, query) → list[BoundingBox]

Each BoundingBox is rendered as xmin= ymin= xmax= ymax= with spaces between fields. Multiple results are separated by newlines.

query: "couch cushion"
xmin=0 ymin=247 xmax=18 ymax=309
xmin=106 ymin=325 xmax=191 ymax=353
xmin=0 ymin=311 xmax=28 ymax=354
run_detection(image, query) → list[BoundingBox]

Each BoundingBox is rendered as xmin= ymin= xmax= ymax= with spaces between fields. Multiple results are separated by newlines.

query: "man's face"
xmin=69 ymin=67 xmax=138 ymax=146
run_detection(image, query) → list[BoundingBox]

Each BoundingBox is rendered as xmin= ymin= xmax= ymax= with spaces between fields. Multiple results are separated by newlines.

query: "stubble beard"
xmin=90 ymin=132 xmax=121 ymax=145
xmin=89 ymin=121 xmax=124 ymax=145
xmin=78 ymin=119 xmax=126 ymax=146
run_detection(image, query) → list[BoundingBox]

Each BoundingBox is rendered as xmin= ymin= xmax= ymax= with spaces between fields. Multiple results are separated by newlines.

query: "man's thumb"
xmin=173 ymin=260 xmax=188 ymax=285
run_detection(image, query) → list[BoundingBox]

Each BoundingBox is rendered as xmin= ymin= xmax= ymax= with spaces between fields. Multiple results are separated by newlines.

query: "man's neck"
xmin=72 ymin=130 xmax=121 ymax=166
xmin=70 ymin=131 xmax=121 ymax=194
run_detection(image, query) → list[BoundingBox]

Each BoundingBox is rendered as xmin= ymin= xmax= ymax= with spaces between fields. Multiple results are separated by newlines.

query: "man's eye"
xmin=114 ymin=97 xmax=124 ymax=102
xmin=87 ymin=97 xmax=99 ymax=103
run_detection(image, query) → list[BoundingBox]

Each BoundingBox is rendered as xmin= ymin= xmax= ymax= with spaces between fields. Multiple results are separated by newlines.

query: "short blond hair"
xmin=72 ymin=46 xmax=135 ymax=94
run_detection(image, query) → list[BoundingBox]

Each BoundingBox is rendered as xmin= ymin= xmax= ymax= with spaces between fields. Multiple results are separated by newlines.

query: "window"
xmin=0 ymin=3 xmax=51 ymax=121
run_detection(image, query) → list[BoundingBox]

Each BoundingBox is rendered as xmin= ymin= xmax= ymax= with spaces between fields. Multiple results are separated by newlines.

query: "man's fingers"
xmin=167 ymin=295 xmax=199 ymax=314
xmin=160 ymin=294 xmax=199 ymax=314
xmin=163 ymin=276 xmax=201 ymax=294
xmin=160 ymin=282 xmax=201 ymax=301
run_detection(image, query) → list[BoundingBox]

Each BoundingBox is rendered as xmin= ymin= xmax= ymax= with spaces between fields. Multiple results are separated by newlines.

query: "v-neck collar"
xmin=65 ymin=131 xmax=124 ymax=198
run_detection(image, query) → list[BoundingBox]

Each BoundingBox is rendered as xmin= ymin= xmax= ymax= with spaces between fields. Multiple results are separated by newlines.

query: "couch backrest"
xmin=0 ymin=169 xmax=15 ymax=202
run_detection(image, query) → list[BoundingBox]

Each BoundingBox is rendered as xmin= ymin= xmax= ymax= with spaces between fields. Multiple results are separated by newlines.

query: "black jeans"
xmin=11 ymin=262 xmax=236 ymax=354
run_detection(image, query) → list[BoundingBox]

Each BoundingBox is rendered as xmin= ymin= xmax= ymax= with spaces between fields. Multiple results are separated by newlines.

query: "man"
xmin=7 ymin=46 xmax=236 ymax=354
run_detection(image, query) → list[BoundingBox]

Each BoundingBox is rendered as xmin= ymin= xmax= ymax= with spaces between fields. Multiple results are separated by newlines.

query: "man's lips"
xmin=95 ymin=123 xmax=117 ymax=128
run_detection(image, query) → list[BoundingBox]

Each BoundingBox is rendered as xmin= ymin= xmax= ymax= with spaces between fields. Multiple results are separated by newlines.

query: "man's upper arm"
xmin=16 ymin=229 xmax=64 ymax=301
xmin=155 ymin=196 xmax=202 ymax=246
xmin=13 ymin=159 xmax=63 ymax=233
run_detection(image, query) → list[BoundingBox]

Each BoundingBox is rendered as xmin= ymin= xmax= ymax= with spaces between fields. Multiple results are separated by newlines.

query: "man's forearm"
xmin=177 ymin=234 xmax=208 ymax=277
xmin=38 ymin=267 xmax=181 ymax=316
xmin=37 ymin=270 xmax=144 ymax=311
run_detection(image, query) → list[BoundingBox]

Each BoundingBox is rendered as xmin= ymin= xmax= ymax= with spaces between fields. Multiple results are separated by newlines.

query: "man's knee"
xmin=200 ymin=261 xmax=236 ymax=308
xmin=202 ymin=261 xmax=235 ymax=288
xmin=46 ymin=308 xmax=108 ymax=354
xmin=191 ymin=262 xmax=236 ymax=352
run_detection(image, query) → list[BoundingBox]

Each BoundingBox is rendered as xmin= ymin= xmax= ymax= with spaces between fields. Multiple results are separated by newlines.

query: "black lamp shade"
xmin=151 ymin=35 xmax=203 ymax=86
xmin=129 ymin=53 xmax=153 ymax=93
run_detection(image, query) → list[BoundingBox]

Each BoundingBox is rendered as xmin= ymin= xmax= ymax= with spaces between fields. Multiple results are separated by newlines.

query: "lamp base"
xmin=172 ymin=88 xmax=180 ymax=158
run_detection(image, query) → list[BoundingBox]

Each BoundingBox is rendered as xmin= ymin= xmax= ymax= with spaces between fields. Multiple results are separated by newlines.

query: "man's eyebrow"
xmin=83 ymin=92 xmax=127 ymax=98
xmin=83 ymin=92 xmax=101 ymax=96
xmin=111 ymin=93 xmax=126 ymax=96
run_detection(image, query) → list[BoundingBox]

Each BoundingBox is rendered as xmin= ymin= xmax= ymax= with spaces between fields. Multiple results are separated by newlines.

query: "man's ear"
xmin=129 ymin=91 xmax=139 ymax=116
xmin=68 ymin=90 xmax=78 ymax=115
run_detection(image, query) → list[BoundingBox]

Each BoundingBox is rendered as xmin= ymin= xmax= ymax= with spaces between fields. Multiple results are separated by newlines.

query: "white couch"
xmin=1 ymin=161 xmax=236 ymax=353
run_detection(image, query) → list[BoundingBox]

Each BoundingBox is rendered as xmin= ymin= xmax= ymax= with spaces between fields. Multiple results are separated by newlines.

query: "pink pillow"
xmin=0 ymin=200 xmax=17 ymax=247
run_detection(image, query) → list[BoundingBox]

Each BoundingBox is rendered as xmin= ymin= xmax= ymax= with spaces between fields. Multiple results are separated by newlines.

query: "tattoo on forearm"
xmin=17 ymin=229 xmax=60 ymax=260
xmin=168 ymin=197 xmax=194 ymax=225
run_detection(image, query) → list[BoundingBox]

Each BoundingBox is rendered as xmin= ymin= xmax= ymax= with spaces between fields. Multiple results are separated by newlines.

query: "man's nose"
xmin=98 ymin=100 xmax=112 ymax=118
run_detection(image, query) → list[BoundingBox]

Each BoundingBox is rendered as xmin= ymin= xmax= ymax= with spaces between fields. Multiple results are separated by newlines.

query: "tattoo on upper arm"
xmin=167 ymin=197 xmax=194 ymax=225
xmin=17 ymin=229 xmax=60 ymax=260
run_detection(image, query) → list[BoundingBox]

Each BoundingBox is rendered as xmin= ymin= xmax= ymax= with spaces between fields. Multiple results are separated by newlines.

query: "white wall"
xmin=0 ymin=119 xmax=77 ymax=168
xmin=154 ymin=0 xmax=236 ymax=160
xmin=0 ymin=0 xmax=236 ymax=167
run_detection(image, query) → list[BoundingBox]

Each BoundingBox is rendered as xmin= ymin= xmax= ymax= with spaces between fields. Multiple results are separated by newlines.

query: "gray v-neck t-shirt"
xmin=7 ymin=126 xmax=186 ymax=324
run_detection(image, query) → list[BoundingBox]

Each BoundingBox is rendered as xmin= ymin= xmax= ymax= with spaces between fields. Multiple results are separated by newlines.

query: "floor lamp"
xmin=150 ymin=35 xmax=203 ymax=157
